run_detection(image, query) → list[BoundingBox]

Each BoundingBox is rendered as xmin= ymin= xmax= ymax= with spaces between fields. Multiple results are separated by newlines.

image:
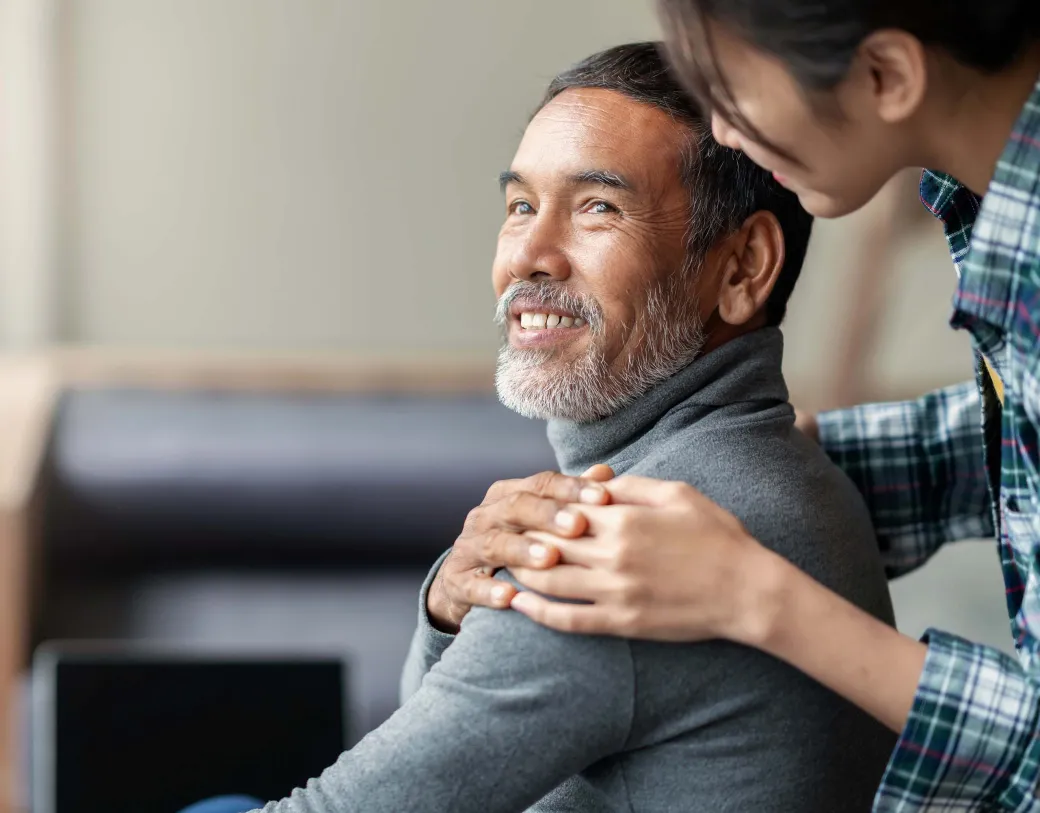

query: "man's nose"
xmin=509 ymin=219 xmax=571 ymax=283
xmin=711 ymin=112 xmax=742 ymax=152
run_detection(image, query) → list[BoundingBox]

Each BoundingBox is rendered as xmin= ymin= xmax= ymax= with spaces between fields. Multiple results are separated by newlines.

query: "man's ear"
xmin=716 ymin=210 xmax=785 ymax=327
xmin=856 ymin=29 xmax=928 ymax=125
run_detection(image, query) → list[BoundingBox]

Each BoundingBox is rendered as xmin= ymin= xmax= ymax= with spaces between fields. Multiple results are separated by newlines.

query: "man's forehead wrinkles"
xmin=529 ymin=113 xmax=619 ymax=145
xmin=512 ymin=95 xmax=690 ymax=203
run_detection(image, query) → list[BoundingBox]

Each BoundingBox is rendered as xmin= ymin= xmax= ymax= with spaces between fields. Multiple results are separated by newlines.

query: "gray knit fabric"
xmin=253 ymin=327 xmax=896 ymax=813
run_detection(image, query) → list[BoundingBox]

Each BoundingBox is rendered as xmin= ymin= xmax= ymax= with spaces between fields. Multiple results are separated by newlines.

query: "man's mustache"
xmin=493 ymin=282 xmax=604 ymax=334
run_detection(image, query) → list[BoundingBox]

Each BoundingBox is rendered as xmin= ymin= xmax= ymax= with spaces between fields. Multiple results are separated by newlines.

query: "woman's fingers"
xmin=582 ymin=464 xmax=616 ymax=483
xmin=510 ymin=592 xmax=615 ymax=635
xmin=510 ymin=564 xmax=608 ymax=601
xmin=525 ymin=530 xmax=610 ymax=567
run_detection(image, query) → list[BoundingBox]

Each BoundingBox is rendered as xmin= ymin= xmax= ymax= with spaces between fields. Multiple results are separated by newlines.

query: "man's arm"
xmin=399 ymin=551 xmax=454 ymax=704
xmin=816 ymin=380 xmax=992 ymax=578
xmin=255 ymin=586 xmax=634 ymax=813
xmin=399 ymin=469 xmax=616 ymax=703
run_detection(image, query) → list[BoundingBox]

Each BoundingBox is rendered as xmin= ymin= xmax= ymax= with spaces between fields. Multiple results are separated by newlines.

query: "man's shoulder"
xmin=437 ymin=577 xmax=634 ymax=699
xmin=630 ymin=405 xmax=829 ymax=499
xmin=628 ymin=414 xmax=862 ymax=529
xmin=628 ymin=415 xmax=890 ymax=619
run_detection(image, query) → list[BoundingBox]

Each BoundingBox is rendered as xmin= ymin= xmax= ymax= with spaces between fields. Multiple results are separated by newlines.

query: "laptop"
xmin=32 ymin=642 xmax=350 ymax=813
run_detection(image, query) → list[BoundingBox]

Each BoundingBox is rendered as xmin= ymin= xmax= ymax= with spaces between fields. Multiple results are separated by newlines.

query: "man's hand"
xmin=794 ymin=409 xmax=819 ymax=443
xmin=509 ymin=476 xmax=768 ymax=643
xmin=427 ymin=465 xmax=615 ymax=633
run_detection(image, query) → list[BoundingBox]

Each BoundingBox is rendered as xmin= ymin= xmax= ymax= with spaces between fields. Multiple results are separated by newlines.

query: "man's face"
xmin=493 ymin=87 xmax=708 ymax=423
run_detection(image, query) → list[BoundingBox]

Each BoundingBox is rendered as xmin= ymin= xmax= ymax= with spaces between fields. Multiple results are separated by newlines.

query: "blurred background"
xmin=0 ymin=0 xmax=1008 ymax=810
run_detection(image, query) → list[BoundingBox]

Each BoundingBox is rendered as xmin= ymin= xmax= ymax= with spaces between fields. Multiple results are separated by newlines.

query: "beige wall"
xmin=55 ymin=1 xmax=975 ymax=393
xmin=0 ymin=0 xmax=60 ymax=348
xmin=60 ymin=0 xmax=659 ymax=351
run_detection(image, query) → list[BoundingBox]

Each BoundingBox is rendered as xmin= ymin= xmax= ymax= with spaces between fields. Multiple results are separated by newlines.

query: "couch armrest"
xmin=0 ymin=357 xmax=57 ymax=807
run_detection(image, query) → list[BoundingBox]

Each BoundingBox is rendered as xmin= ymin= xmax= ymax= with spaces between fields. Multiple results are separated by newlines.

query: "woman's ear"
xmin=716 ymin=210 xmax=785 ymax=327
xmin=857 ymin=29 xmax=928 ymax=126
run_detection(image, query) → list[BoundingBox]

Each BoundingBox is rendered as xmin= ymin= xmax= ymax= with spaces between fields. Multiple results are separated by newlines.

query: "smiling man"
xmin=221 ymin=42 xmax=896 ymax=813
xmin=491 ymin=89 xmax=708 ymax=427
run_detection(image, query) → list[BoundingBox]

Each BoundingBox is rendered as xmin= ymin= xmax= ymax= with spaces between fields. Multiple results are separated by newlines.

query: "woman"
xmin=432 ymin=1 xmax=1040 ymax=810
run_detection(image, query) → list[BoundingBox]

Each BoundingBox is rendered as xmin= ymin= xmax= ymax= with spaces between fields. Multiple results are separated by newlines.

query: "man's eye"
xmin=509 ymin=200 xmax=534 ymax=215
xmin=586 ymin=201 xmax=618 ymax=214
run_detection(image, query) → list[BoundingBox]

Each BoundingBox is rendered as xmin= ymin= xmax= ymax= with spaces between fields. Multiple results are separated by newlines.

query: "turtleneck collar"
xmin=547 ymin=327 xmax=789 ymax=475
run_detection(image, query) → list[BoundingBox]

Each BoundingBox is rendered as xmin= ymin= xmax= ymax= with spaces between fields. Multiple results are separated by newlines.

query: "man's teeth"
xmin=518 ymin=312 xmax=586 ymax=330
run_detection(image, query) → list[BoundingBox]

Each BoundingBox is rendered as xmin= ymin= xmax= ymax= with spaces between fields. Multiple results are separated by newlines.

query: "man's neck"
xmin=547 ymin=327 xmax=788 ymax=476
xmin=918 ymin=44 xmax=1040 ymax=195
xmin=699 ymin=314 xmax=767 ymax=358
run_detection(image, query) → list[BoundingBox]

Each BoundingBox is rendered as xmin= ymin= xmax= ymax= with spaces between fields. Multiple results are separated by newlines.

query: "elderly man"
xmin=197 ymin=42 xmax=896 ymax=813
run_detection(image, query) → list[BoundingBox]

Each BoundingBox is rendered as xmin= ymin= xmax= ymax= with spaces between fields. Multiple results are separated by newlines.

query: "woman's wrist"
xmin=729 ymin=539 xmax=925 ymax=732
xmin=726 ymin=542 xmax=795 ymax=648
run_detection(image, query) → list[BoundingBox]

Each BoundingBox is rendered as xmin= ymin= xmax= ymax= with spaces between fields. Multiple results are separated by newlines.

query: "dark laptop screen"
xmin=41 ymin=654 xmax=347 ymax=813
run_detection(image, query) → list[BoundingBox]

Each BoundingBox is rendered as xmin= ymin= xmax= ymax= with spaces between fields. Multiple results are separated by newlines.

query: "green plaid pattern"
xmin=818 ymin=382 xmax=993 ymax=579
xmin=819 ymin=71 xmax=1040 ymax=811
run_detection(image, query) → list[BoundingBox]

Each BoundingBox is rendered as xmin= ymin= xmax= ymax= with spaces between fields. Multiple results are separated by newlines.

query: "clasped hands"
xmin=427 ymin=466 xmax=776 ymax=646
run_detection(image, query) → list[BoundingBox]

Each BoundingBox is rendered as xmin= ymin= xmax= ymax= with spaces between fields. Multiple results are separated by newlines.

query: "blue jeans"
xmin=179 ymin=796 xmax=264 ymax=813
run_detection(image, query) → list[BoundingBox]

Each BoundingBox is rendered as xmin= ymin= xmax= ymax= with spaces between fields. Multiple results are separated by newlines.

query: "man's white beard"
xmin=494 ymin=275 xmax=707 ymax=424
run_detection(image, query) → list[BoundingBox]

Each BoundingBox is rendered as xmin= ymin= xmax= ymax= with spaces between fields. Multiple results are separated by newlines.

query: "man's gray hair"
xmin=538 ymin=42 xmax=813 ymax=327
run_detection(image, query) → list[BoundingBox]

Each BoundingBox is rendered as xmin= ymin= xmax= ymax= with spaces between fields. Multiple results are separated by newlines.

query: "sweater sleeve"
xmin=399 ymin=550 xmax=455 ymax=704
xmin=249 ymin=576 xmax=635 ymax=813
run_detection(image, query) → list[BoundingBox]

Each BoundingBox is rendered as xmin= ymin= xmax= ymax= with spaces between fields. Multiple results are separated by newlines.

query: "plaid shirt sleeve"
xmin=876 ymin=630 xmax=1040 ymax=812
xmin=817 ymin=381 xmax=994 ymax=579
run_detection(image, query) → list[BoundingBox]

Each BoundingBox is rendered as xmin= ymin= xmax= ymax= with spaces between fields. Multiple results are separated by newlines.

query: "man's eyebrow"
xmin=498 ymin=169 xmax=635 ymax=193
xmin=499 ymin=170 xmax=525 ymax=193
xmin=571 ymin=169 xmax=633 ymax=191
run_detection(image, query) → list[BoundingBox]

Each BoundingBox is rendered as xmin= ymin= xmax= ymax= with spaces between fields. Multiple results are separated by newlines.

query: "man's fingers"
xmin=485 ymin=471 xmax=609 ymax=507
xmin=480 ymin=529 xmax=562 ymax=569
xmin=527 ymin=470 xmax=610 ymax=505
xmin=489 ymin=491 xmax=589 ymax=538
xmin=483 ymin=477 xmax=520 ymax=503
xmin=454 ymin=570 xmax=518 ymax=610
xmin=509 ymin=593 xmax=612 ymax=635
xmin=510 ymin=565 xmax=605 ymax=601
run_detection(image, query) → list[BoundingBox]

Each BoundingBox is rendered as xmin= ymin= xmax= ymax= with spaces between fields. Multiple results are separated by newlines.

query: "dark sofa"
xmin=0 ymin=355 xmax=556 ymax=805
xmin=38 ymin=387 xmax=555 ymax=735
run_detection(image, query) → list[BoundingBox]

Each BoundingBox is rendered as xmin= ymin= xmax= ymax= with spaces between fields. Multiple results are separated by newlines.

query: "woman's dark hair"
xmin=540 ymin=42 xmax=813 ymax=327
xmin=657 ymin=0 xmax=1040 ymax=142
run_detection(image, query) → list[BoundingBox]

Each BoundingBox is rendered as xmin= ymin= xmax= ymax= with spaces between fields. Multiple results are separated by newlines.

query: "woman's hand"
xmin=510 ymin=476 xmax=780 ymax=644
xmin=426 ymin=465 xmax=615 ymax=633
xmin=510 ymin=474 xmax=926 ymax=733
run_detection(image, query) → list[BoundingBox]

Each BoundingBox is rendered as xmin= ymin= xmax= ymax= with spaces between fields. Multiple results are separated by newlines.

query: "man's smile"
xmin=508 ymin=299 xmax=589 ymax=349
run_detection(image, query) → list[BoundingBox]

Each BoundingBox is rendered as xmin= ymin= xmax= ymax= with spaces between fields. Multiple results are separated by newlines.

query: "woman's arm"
xmin=510 ymin=476 xmax=1040 ymax=810
xmin=816 ymin=381 xmax=992 ymax=578
xmin=511 ymin=476 xmax=925 ymax=727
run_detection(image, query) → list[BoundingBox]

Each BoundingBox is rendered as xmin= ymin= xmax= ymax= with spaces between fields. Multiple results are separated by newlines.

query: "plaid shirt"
xmin=818 ymin=72 xmax=1040 ymax=812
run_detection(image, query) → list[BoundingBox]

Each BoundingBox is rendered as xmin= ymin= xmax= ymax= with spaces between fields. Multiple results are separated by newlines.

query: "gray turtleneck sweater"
xmin=249 ymin=328 xmax=896 ymax=813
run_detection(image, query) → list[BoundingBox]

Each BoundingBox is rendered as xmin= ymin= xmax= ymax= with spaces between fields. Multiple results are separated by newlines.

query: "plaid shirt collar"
xmin=920 ymin=70 xmax=1040 ymax=343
